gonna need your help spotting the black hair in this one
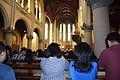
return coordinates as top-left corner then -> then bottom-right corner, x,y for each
73,42 -> 94,73
45,43 -> 62,58
36,49 -> 44,57
3,45 -> 12,64
0,41 -> 5,54
105,32 -> 120,43
43,49 -> 50,58
25,49 -> 33,63
20,47 -> 27,52
105,38 -> 109,48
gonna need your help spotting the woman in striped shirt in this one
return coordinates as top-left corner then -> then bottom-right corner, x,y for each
40,43 -> 69,80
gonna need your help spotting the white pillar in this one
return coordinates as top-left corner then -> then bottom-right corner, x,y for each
84,5 -> 92,46
56,26 -> 59,43
11,0 -> 16,30
54,20 -> 57,42
49,23 -> 53,44
84,30 -> 92,46
39,4 -> 41,21
4,29 -> 13,47
78,0 -> 83,29
78,9 -> 82,35
92,0 -> 113,57
35,0 -> 38,19
30,0 -> 35,15
21,0 -> 24,7
26,35 -> 33,49
28,0 -> 30,13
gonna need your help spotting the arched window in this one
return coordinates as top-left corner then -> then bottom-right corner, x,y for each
68,24 -> 71,41
63,24 -> 66,41
59,24 -> 62,40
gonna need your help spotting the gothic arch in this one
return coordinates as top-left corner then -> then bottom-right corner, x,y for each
31,26 -> 43,50
15,18 -> 30,35
45,15 -> 51,23
32,26 -> 43,41
0,4 -> 10,29
14,18 -> 30,50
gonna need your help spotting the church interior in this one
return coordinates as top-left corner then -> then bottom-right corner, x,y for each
0,0 -> 120,80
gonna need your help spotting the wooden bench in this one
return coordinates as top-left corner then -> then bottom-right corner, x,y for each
10,63 -> 40,80
10,62 -> 105,80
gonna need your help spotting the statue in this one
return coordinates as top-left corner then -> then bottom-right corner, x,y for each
72,34 -> 81,45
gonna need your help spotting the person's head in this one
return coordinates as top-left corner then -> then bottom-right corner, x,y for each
20,47 -> 27,53
25,49 -> 33,63
105,32 -> 120,47
5,45 -> 12,55
44,43 -> 62,58
36,49 -> 44,57
0,41 -> 6,63
73,42 -> 94,72
3,45 -> 12,64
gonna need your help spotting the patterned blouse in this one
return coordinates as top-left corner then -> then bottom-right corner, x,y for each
40,56 -> 69,80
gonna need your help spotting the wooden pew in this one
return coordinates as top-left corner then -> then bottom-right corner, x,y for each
10,62 -> 105,80
10,63 -> 40,80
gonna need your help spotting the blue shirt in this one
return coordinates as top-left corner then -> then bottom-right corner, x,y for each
0,63 -> 16,80
69,61 -> 97,80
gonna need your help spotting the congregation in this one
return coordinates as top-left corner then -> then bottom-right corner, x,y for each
0,32 -> 120,80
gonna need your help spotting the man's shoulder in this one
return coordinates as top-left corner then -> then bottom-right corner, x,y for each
0,64 -> 16,80
105,44 -> 120,52
0,63 -> 13,72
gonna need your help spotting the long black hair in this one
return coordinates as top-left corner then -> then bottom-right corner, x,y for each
44,43 -> 62,58
73,42 -> 94,72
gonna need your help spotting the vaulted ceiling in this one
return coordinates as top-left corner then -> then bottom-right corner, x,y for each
0,0 -> 120,30
43,0 -> 79,25
43,0 -> 120,29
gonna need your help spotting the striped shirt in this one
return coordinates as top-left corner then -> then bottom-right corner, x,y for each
40,56 -> 69,80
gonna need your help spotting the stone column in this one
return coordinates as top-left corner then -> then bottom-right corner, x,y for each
35,0 -> 38,19
26,35 -> 33,49
53,20 -> 57,42
38,39 -> 42,49
56,26 -> 59,43
30,0 -> 35,15
82,23 -> 93,46
49,23 -> 53,44
27,0 -> 30,13
4,27 -> 13,47
91,0 -> 113,57
21,0 -> 24,7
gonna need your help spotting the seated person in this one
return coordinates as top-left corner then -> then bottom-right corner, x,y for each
0,42 -> 16,80
69,42 -> 98,80
12,47 -> 27,60
3,45 -> 12,64
36,43 -> 69,80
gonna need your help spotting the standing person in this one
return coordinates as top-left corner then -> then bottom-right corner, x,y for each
69,42 -> 98,80
0,42 -> 16,80
98,32 -> 120,80
40,43 -> 69,80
